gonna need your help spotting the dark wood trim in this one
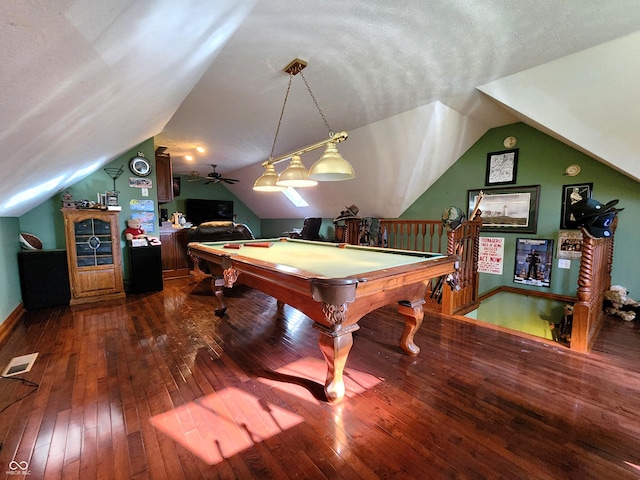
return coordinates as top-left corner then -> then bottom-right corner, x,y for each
479,285 -> 577,304
0,302 -> 24,347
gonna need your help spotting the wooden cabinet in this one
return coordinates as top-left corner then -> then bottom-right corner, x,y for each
62,208 -> 125,305
156,152 -> 173,204
160,228 -> 190,278
334,218 -> 362,245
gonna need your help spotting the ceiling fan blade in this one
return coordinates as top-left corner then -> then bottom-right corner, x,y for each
222,178 -> 239,184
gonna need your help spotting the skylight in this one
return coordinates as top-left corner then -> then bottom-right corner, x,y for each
281,187 -> 309,207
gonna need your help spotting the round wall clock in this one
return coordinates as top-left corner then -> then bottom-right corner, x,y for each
129,155 -> 152,177
503,136 -> 517,148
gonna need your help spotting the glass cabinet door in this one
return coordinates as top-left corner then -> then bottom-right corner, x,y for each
74,218 -> 114,267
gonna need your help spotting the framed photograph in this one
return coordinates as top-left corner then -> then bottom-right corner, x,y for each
173,176 -> 181,197
485,149 -> 519,185
513,238 -> 554,288
560,182 -> 592,229
468,185 -> 540,234
105,190 -> 119,206
557,230 -> 583,260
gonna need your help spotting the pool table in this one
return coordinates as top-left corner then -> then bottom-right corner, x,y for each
188,238 -> 458,402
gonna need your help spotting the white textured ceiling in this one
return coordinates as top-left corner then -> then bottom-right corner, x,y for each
2,1 -> 640,218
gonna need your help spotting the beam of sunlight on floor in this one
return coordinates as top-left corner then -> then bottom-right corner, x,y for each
624,460 -> 640,472
149,387 -> 304,465
257,357 -> 382,402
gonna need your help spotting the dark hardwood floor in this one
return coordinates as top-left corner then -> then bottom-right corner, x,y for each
1,272 -> 640,479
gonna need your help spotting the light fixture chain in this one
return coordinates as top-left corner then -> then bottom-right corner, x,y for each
269,73 -> 294,160
300,71 -> 332,136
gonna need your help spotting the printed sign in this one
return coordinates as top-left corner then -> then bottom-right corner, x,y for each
478,237 -> 504,275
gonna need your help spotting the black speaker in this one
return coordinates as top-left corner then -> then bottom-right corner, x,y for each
18,249 -> 71,309
128,245 -> 163,293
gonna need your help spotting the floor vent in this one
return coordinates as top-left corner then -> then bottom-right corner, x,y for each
2,353 -> 38,377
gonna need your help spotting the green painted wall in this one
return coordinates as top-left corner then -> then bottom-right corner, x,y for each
402,123 -> 640,297
0,217 -> 22,322
19,139 -> 158,281
16,139 -> 260,286
2,123 -> 638,327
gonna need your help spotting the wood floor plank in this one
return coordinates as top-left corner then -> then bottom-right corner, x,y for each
1,271 -> 640,479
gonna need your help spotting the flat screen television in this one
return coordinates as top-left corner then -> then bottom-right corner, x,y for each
185,199 -> 234,225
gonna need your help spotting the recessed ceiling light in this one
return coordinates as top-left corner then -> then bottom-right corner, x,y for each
196,146 -> 205,154
185,155 -> 193,161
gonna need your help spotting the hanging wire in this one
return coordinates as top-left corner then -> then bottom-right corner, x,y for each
0,375 -> 39,413
268,73 -> 294,161
300,71 -> 333,136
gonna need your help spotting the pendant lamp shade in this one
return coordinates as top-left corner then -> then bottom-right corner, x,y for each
308,142 -> 355,181
252,59 -> 355,191
253,164 -> 287,191
276,155 -> 317,187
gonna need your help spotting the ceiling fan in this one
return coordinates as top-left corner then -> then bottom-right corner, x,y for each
189,165 -> 239,185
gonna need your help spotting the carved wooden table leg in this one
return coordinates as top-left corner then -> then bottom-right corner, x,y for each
397,300 -> 424,356
310,281 -> 359,402
317,330 -> 354,402
212,277 -> 226,316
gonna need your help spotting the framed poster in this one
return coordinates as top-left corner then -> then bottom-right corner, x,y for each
485,149 -> 519,185
557,230 -> 583,260
468,185 -> 540,234
513,238 -> 554,288
560,183 -> 592,229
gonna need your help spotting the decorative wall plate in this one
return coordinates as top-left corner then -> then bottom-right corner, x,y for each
129,155 -> 151,177
565,164 -> 581,176
503,136 -> 517,148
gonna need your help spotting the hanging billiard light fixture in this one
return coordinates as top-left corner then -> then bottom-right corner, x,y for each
253,58 -> 355,191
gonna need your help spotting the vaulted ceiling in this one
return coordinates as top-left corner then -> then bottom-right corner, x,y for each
2,1 -> 640,218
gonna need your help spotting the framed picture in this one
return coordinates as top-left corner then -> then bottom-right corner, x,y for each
560,182 -> 592,229
105,190 -> 119,206
485,149 -> 519,185
173,176 -> 181,197
468,185 -> 540,234
557,230 -> 583,260
513,238 -> 554,288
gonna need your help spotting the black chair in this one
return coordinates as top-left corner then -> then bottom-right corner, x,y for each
290,217 -> 322,241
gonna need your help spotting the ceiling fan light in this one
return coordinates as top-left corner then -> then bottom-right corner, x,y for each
308,142 -> 355,181
253,164 -> 287,191
276,155 -> 318,187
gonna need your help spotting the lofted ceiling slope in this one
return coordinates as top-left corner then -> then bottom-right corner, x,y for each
2,1 -> 640,218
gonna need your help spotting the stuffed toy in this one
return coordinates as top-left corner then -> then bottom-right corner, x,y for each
603,285 -> 640,321
124,218 -> 146,241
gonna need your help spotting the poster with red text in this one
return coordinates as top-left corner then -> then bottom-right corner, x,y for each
478,237 -> 504,275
